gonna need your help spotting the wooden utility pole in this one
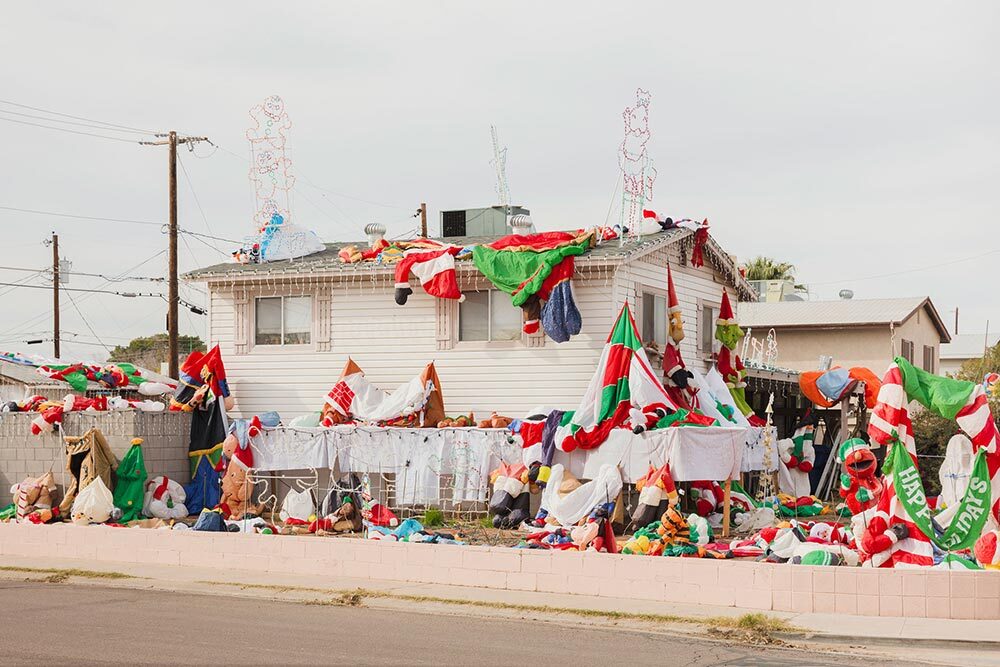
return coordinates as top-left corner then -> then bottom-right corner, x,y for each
141,131 -> 209,379
51,232 -> 60,358
168,131 -> 179,380
420,202 -> 428,238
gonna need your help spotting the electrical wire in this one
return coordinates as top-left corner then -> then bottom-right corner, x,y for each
177,152 -> 221,254
65,290 -> 113,354
0,269 -> 46,299
0,250 -> 166,338
0,109 -> 152,136
0,205 -> 163,226
0,281 -> 163,297
0,98 -> 156,134
0,115 -> 144,143
0,265 -> 165,283
807,248 -> 1000,287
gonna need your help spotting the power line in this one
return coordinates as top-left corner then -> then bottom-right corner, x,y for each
0,281 -> 164,297
808,248 -> 1000,287
177,152 -> 221,254
0,98 -> 156,133
0,250 -> 166,338
0,265 -> 164,283
0,109 -> 151,136
0,205 -> 163,226
0,115 -> 143,144
65,290 -> 113,354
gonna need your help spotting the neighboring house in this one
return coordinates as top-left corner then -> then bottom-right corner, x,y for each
939,332 -> 1000,377
0,362 -> 66,404
185,229 -> 755,419
739,297 -> 951,375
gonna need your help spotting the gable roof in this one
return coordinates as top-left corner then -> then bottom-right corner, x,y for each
184,228 -> 756,299
739,297 -> 951,343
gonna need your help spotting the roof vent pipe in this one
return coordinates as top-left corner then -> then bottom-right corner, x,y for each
509,214 -> 534,234
839,289 -> 854,300
364,222 -> 386,246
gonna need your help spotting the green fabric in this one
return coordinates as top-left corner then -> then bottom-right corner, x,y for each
777,501 -> 823,517
653,409 -> 712,429
937,554 -> 982,570
888,440 -> 991,551
0,503 -> 15,521
729,480 -> 760,509
715,401 -> 735,423
896,357 -> 976,421
714,323 -> 743,351
791,427 -> 813,459
472,240 -> 588,307
113,443 -> 147,522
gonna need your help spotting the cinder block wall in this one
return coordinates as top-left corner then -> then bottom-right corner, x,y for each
0,411 -> 192,505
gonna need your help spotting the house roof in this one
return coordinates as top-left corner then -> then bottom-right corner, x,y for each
940,333 -> 1000,360
184,228 -> 756,299
0,361 -> 64,387
739,297 -> 952,343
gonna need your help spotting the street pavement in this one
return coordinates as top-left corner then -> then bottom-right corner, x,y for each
0,580 -> 881,666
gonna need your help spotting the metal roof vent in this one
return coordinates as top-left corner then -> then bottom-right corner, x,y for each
364,222 -> 386,245
839,289 -> 854,300
509,214 -> 534,234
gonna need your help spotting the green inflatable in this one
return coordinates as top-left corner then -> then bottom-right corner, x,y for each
113,439 -> 148,522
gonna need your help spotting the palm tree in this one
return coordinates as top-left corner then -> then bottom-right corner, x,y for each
743,256 -> 805,292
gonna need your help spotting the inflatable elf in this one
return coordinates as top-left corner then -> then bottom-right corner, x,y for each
662,264 -> 696,408
715,292 -> 762,426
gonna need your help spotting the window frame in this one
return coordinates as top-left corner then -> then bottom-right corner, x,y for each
253,295 -> 314,348
922,344 -> 935,373
456,289 -> 525,348
640,288 -> 669,352
698,298 -> 720,359
900,338 -> 914,364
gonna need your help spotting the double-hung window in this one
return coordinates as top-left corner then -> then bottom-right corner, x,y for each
458,290 -> 521,342
255,296 -> 312,346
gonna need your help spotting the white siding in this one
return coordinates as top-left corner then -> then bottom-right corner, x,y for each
614,244 -> 735,377
206,249 -> 738,420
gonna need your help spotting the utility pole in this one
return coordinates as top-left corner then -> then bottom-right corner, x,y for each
51,232 -> 60,358
420,202 -> 428,238
141,131 -> 209,379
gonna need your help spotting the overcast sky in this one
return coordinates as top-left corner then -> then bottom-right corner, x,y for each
1,2 -> 997,363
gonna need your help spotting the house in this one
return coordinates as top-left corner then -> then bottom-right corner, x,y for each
939,332 -> 1000,377
0,362 -> 66,405
739,297 -> 951,375
184,228 -> 756,419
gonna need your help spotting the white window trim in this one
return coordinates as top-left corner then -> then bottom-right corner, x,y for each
454,289 -> 528,350
639,287 -> 668,354
697,297 -> 721,361
252,295 -> 315,351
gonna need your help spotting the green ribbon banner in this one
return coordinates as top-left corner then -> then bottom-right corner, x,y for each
889,442 -> 991,551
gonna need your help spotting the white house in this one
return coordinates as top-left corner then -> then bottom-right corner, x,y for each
185,228 -> 755,420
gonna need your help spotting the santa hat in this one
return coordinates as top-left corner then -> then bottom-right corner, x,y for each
393,245 -> 465,305
30,405 -> 64,436
836,438 -> 870,463
666,264 -> 681,315
230,443 -> 254,470
152,477 -> 171,501
974,530 -> 1000,569
717,291 -> 737,326
248,415 -> 263,439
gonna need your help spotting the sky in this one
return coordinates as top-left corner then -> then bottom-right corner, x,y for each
1,2 -> 997,362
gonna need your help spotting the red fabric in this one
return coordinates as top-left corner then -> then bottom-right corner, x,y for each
562,402 -> 631,452
485,231 -> 579,251
519,420 -> 545,448
691,225 -> 709,268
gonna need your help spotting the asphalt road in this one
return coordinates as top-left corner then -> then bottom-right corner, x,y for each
0,580 -> 877,666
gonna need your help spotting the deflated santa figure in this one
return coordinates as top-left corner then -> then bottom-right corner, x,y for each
662,264 -> 696,409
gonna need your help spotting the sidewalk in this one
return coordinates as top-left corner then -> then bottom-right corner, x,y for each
3,553 -> 997,647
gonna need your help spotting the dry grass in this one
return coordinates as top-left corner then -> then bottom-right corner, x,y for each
0,566 -> 134,581
198,580 -> 794,643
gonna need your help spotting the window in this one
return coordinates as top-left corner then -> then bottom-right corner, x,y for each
641,292 -> 667,348
900,338 -> 914,363
459,291 -> 521,342
700,302 -> 719,355
923,345 -> 935,373
255,296 -> 312,345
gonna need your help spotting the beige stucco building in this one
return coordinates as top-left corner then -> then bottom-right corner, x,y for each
739,297 -> 951,375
